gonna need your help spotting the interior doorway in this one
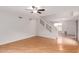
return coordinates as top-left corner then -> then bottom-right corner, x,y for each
76,20 -> 78,42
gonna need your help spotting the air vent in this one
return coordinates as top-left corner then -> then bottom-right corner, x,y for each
18,16 -> 23,19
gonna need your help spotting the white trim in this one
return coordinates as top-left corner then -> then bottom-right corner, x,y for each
38,35 -> 57,40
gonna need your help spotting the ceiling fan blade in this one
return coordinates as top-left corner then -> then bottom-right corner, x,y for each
25,9 -> 33,12
38,9 -> 45,11
37,11 -> 41,14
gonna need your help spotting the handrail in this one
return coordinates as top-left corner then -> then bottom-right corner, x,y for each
40,17 -> 54,27
40,16 -> 57,31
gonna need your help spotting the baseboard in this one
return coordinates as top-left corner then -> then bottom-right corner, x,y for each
0,35 -> 35,45
37,35 -> 57,40
0,35 -> 56,45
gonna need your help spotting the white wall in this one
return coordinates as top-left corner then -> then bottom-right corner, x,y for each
0,11 -> 36,45
37,16 -> 58,39
37,15 -> 76,39
62,20 -> 76,35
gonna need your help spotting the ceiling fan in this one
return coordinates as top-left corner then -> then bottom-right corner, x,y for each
25,6 -> 45,14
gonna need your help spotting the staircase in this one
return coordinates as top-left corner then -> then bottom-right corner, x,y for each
39,16 -> 78,46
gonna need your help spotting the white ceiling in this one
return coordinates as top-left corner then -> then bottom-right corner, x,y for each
0,6 -> 79,20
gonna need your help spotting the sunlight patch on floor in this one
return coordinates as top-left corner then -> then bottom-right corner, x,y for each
57,36 -> 78,46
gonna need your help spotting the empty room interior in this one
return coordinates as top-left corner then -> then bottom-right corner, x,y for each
0,6 -> 79,53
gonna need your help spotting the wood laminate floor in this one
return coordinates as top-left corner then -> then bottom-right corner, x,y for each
0,36 -> 79,53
